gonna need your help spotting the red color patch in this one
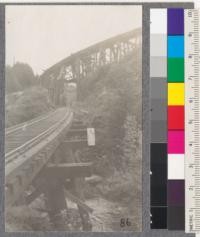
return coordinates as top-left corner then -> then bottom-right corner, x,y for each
168,106 -> 184,130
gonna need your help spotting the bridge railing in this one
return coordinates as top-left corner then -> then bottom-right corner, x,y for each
39,28 -> 142,105
40,28 -> 141,81
5,109 -> 73,207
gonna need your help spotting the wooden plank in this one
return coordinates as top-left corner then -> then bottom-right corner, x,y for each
62,139 -> 88,148
64,190 -> 93,213
26,188 -> 42,205
70,124 -> 85,130
67,128 -> 87,135
45,162 -> 93,179
66,129 -> 87,140
47,162 -> 93,168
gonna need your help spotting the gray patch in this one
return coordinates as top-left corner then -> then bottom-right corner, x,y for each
150,56 -> 167,77
151,99 -> 167,120
150,34 -> 167,57
151,120 -> 167,143
150,77 -> 167,99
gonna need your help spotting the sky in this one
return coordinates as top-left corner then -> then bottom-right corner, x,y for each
6,5 -> 142,75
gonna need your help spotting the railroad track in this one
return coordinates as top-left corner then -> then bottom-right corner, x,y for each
5,107 -> 73,206
5,109 -> 59,154
5,109 -> 55,135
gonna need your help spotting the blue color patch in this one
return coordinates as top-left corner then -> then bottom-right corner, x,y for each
168,8 -> 184,35
168,36 -> 184,58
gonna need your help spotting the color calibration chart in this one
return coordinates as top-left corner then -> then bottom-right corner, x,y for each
150,7 -> 200,231
150,8 -> 185,230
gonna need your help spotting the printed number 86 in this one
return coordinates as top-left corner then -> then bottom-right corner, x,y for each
120,218 -> 131,227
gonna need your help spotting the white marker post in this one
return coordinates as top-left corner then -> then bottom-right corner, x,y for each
87,128 -> 95,146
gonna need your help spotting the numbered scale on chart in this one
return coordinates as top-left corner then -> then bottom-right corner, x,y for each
185,9 -> 200,233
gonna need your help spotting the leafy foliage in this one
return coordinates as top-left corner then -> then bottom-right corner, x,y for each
6,62 -> 36,94
76,51 -> 142,228
77,50 -> 141,175
6,86 -> 52,127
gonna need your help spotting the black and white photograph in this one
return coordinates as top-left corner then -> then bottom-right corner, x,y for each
5,5 -> 142,232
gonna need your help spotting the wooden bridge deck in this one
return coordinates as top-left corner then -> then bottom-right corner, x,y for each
5,107 -> 74,207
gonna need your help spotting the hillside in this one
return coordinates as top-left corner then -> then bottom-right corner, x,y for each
74,49 -> 142,230
6,49 -> 142,231
5,86 -> 52,128
5,62 -> 52,128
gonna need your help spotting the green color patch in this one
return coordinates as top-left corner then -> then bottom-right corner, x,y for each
167,58 -> 184,83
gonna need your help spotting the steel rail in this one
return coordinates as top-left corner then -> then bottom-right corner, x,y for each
5,109 -> 70,164
5,109 -> 74,206
6,109 -> 56,135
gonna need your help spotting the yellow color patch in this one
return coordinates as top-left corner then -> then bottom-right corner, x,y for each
168,83 -> 184,105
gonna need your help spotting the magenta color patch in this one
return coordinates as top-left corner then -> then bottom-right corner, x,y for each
168,130 -> 184,154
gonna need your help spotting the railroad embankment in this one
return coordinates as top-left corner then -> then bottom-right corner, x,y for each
74,52 -> 142,230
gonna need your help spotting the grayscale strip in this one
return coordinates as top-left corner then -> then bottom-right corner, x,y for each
150,9 -> 168,229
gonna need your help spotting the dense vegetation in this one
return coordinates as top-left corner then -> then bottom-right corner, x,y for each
75,49 -> 142,228
6,63 -> 38,93
5,86 -> 52,128
5,62 -> 52,128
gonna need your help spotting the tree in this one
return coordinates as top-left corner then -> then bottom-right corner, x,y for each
6,65 -> 22,93
6,62 -> 36,93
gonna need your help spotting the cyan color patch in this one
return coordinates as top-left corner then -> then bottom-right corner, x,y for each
167,36 -> 184,58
